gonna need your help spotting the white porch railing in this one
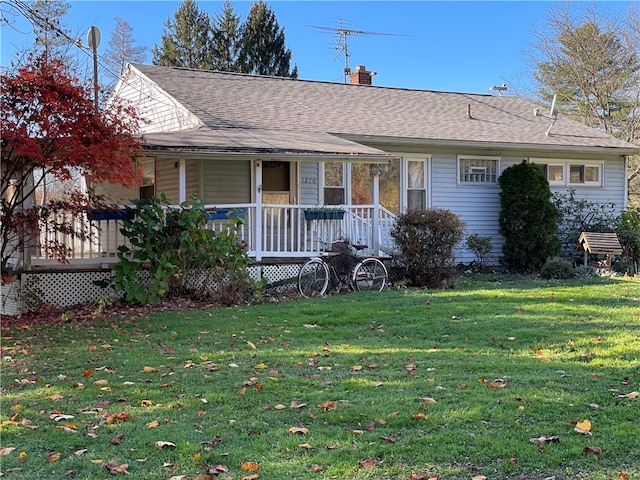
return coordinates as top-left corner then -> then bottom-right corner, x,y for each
29,204 -> 397,268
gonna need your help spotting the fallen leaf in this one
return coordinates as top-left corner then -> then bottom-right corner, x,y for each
46,452 -> 61,462
310,464 -> 324,472
0,447 -> 16,456
583,446 -> 602,459
146,420 -> 159,429
572,419 -> 592,435
318,401 -> 337,411
110,434 -> 124,445
105,460 -> 129,475
143,366 -> 158,373
247,341 -> 257,350
618,391 -> 638,399
241,461 -> 260,472
155,441 -> 176,449
106,413 -> 132,424
289,427 -> 309,434
94,379 -> 109,386
412,413 -> 428,420
487,379 -> 507,388
359,458 -> 376,468
529,436 -> 561,445
619,473 -> 630,480
298,443 -> 314,450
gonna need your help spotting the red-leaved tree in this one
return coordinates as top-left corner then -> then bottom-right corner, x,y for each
1,53 -> 142,278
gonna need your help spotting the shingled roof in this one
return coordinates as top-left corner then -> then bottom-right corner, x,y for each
130,64 -> 638,156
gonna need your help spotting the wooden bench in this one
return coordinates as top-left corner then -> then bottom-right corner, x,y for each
576,232 -> 622,269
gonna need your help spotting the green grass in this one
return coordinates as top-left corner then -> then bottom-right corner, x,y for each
1,274 -> 639,480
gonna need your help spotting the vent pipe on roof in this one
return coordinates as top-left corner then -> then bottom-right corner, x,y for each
466,104 -> 473,119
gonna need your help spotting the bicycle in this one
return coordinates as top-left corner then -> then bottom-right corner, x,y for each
297,239 -> 389,297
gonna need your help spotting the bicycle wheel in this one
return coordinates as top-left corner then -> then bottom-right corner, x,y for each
298,258 -> 330,297
352,258 -> 388,292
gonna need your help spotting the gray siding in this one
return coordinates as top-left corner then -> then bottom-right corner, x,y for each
430,154 -> 502,264
300,162 -> 320,205
202,160 -> 251,203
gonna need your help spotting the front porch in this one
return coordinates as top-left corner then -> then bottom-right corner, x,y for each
28,203 -> 397,270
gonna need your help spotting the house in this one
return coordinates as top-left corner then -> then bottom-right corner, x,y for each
101,63 -> 637,260
5,63 -> 636,314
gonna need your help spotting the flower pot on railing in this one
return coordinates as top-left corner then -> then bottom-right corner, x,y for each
87,209 -> 134,221
206,208 -> 246,220
303,208 -> 345,221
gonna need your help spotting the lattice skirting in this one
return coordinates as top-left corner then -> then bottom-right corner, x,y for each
1,264 -> 303,316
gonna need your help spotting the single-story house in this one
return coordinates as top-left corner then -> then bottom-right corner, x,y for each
4,63 -> 636,314
99,63 -> 637,262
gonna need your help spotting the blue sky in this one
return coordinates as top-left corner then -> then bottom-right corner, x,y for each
0,1 -> 635,95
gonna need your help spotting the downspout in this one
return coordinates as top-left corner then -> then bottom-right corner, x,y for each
623,155 -> 628,209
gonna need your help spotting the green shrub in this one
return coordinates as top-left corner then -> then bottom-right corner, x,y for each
574,265 -> 597,278
540,259 -> 575,279
466,233 -> 493,269
499,160 -> 560,271
390,208 -> 464,288
616,207 -> 640,274
112,194 -> 253,305
553,189 -> 618,256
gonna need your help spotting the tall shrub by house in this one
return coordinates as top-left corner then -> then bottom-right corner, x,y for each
391,208 -> 464,288
498,160 -> 560,271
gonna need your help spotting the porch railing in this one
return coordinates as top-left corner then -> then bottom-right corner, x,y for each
29,204 -> 397,268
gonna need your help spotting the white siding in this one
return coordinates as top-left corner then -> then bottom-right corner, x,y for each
202,160 -> 251,203
113,66 -> 202,133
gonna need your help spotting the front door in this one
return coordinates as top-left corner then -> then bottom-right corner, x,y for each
263,161 -> 292,205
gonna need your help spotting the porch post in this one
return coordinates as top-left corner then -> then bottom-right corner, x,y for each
371,165 -> 382,254
178,158 -> 186,203
255,160 -> 263,261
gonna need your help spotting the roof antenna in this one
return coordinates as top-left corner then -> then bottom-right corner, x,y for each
309,20 -> 408,83
489,84 -> 507,95
533,93 -> 558,136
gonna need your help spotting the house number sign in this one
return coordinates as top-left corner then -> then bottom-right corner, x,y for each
302,177 -> 318,184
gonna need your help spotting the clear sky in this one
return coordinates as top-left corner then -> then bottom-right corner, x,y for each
0,1 -> 635,95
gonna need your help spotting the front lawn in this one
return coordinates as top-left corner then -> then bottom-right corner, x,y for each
1,274 -> 638,479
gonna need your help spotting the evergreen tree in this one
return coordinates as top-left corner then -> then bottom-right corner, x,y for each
211,0 -> 241,72
104,17 -> 148,82
530,3 -> 640,205
498,161 -> 560,272
152,0 -> 213,69
237,0 -> 297,78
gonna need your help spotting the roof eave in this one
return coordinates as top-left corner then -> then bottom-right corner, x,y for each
343,135 -> 640,156
144,146 -> 391,164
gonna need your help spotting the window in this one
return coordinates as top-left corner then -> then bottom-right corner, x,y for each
534,163 -> 564,185
533,159 -> 603,187
569,164 -> 601,186
138,158 -> 155,200
324,162 -> 345,205
458,157 -> 498,183
407,160 -> 426,210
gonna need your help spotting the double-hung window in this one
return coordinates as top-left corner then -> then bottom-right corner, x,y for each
323,162 -> 345,205
407,159 -> 426,210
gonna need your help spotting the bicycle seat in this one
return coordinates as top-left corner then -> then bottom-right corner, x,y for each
352,244 -> 368,251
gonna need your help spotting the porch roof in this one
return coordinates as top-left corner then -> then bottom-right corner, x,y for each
142,126 -> 390,162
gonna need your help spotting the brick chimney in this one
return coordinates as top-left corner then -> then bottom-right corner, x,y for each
350,65 -> 374,85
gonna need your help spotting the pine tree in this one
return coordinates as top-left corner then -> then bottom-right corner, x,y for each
104,17 -> 148,82
152,0 -> 213,69
237,0 -> 297,78
211,0 -> 241,72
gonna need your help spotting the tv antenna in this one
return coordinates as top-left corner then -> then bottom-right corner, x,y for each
309,20 -> 408,82
533,93 -> 558,136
